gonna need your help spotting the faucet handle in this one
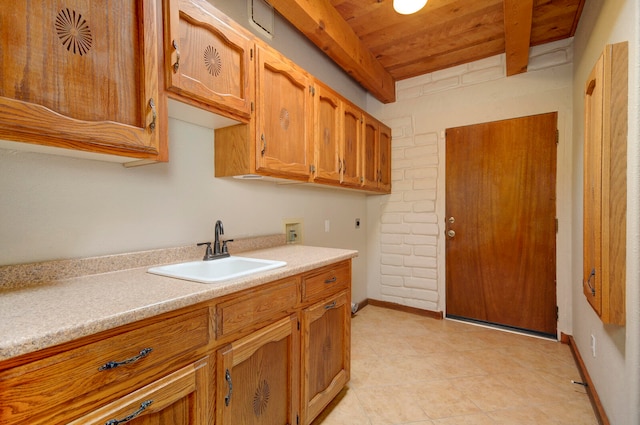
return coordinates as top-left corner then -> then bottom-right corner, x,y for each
221,239 -> 234,254
197,242 -> 215,260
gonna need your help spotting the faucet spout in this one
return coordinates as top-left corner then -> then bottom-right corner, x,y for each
214,220 -> 224,255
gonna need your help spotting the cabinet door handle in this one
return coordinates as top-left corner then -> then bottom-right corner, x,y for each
98,347 -> 153,371
324,301 -> 337,310
324,276 -> 337,284
585,268 -> 596,296
105,400 -> 153,425
172,39 -> 180,72
148,98 -> 157,131
224,368 -> 233,406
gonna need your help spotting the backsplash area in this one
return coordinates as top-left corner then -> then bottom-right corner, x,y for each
0,234 -> 285,290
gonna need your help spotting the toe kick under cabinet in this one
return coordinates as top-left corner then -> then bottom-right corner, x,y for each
0,259 -> 352,425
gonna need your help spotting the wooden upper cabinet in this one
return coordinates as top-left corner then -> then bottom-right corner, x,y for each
583,42 -> 627,326
312,82 -> 363,188
255,45 -> 313,181
313,82 -> 342,184
362,113 -> 392,193
163,0 -> 253,121
378,123 -> 392,193
341,101 -> 364,188
0,1 -> 164,161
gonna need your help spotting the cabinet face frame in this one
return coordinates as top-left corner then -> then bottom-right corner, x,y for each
163,0 -> 253,121
582,42 -> 627,325
0,0 -> 163,160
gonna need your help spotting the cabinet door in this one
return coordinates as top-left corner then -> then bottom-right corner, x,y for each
378,122 -> 392,193
68,358 -> 209,425
164,0 -> 253,120
313,83 -> 341,184
362,114 -> 380,191
341,102 -> 363,187
217,315 -> 300,425
301,291 -> 350,425
583,42 -> 627,325
255,46 -> 313,180
0,1 -> 163,160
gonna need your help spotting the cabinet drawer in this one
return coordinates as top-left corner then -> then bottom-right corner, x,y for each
215,277 -> 299,338
0,308 -> 209,425
301,260 -> 350,303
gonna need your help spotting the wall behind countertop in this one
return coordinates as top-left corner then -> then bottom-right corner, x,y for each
0,118 -> 370,304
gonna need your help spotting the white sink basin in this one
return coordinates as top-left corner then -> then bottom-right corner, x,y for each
147,256 -> 287,284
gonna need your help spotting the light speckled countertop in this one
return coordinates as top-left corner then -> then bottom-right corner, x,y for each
0,243 -> 358,362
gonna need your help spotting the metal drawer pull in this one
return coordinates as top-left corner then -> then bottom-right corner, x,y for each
224,368 -> 233,406
325,301 -> 337,310
98,348 -> 153,371
586,268 -> 596,296
105,400 -> 153,425
324,276 -> 337,284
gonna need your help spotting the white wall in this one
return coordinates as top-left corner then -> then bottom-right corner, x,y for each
571,0 -> 640,423
366,40 -> 575,334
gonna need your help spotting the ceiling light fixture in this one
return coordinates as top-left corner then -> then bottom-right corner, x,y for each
393,0 -> 427,15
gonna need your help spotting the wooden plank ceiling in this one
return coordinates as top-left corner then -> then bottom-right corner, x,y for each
267,0 -> 585,103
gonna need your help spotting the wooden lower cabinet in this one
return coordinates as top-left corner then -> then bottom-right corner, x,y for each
216,315 -> 300,425
301,291 -> 351,425
68,358 -> 209,425
0,259 -> 352,425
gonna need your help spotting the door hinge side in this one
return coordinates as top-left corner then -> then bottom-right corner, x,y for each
556,129 -> 559,144
556,306 -> 559,321
556,218 -> 559,233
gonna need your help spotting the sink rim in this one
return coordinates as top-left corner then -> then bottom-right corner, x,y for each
147,256 -> 287,284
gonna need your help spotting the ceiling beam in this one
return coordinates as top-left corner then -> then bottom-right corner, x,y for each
266,0 -> 396,104
503,0 -> 534,76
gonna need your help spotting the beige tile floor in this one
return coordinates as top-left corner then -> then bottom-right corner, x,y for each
312,305 -> 598,425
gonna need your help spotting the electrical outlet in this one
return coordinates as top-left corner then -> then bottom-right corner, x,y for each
324,220 -> 330,232
591,334 -> 596,357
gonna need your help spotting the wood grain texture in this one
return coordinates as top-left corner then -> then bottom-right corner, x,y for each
504,0 -> 534,76
583,42 -> 627,325
446,113 -> 558,336
0,0 -> 164,160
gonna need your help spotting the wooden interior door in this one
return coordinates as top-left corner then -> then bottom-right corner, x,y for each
445,113 -> 557,336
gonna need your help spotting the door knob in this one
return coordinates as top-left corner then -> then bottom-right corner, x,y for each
446,229 -> 456,238
447,216 -> 455,224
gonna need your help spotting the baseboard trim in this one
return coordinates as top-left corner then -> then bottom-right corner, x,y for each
567,335 -> 609,425
359,298 -> 443,320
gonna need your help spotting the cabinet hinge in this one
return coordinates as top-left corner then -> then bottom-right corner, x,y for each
251,101 -> 254,113
310,164 -> 316,174
297,320 -> 300,331
250,48 -> 253,60
309,85 -> 315,96
297,413 -> 300,425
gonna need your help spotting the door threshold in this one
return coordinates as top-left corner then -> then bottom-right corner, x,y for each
445,315 -> 557,341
